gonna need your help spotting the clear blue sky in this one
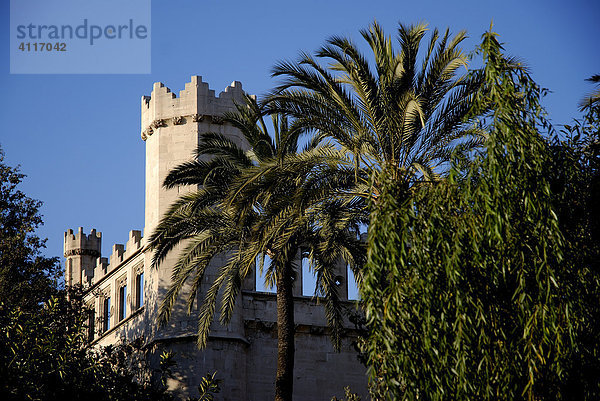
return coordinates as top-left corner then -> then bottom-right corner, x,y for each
1,0 -> 598,273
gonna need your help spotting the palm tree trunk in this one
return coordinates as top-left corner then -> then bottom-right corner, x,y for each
275,261 -> 295,401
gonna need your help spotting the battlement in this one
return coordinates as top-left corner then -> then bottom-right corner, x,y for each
64,227 -> 144,286
94,257 -> 109,279
141,75 -> 244,140
92,230 -> 144,284
64,227 -> 102,257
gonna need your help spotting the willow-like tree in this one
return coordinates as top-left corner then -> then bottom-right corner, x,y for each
362,29 -> 574,400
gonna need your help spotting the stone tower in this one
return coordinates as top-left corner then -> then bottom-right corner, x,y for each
141,76 -> 246,238
64,76 -> 367,400
139,75 -> 250,330
64,227 -> 102,287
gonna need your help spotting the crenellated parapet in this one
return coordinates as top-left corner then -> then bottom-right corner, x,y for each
109,243 -> 125,267
64,228 -> 144,287
140,76 -> 244,141
94,257 -> 109,279
141,76 -> 248,239
92,230 -> 144,284
64,227 -> 102,287
125,230 -> 142,259
64,227 -> 102,257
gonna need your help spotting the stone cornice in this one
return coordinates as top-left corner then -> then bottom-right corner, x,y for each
64,248 -> 101,258
141,113 -> 225,141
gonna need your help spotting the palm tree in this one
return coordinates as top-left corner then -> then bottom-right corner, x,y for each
229,149 -> 365,401
149,95 -> 365,401
269,21 -> 485,200
579,74 -> 600,112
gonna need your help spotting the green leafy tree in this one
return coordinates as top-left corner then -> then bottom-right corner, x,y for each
0,292 -> 173,401
362,29 -> 573,400
546,81 -> 600,398
149,95 -> 365,401
0,146 -> 61,309
0,147 -> 173,401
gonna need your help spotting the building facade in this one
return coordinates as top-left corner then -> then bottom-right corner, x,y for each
64,76 -> 367,400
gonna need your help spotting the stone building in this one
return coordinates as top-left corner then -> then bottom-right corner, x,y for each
64,76 -> 367,400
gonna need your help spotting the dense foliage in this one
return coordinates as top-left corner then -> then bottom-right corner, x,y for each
546,94 -> 600,398
0,293 -> 173,401
361,30 -> 599,400
0,147 -> 172,401
151,20 -> 486,401
0,148 -> 61,308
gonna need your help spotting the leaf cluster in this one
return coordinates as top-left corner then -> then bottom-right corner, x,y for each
0,146 -> 61,309
361,29 -> 578,400
0,290 -> 173,401
269,21 -> 486,197
0,148 -> 173,401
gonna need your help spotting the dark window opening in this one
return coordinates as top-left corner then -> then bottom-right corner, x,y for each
87,307 -> 95,342
103,297 -> 111,332
119,285 -> 127,321
136,272 -> 144,308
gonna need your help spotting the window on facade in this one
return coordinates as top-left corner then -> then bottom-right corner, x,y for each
103,297 -> 111,332
119,284 -> 127,321
301,251 -> 316,296
135,272 -> 144,308
255,254 -> 275,293
87,305 -> 95,342
347,265 -> 360,300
